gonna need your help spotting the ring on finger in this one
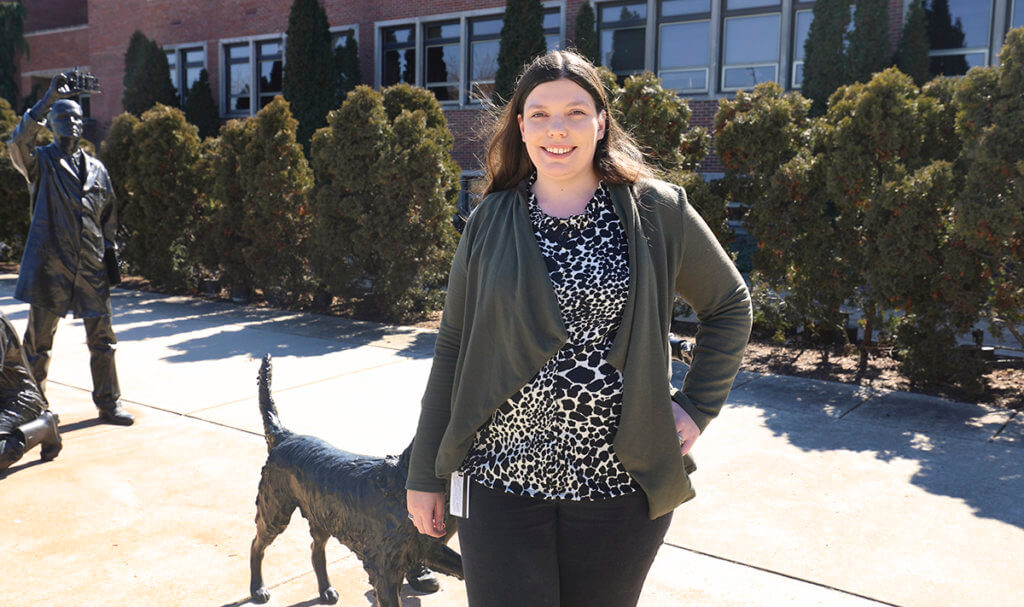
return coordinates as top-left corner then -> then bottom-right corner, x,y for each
408,513 -> 415,521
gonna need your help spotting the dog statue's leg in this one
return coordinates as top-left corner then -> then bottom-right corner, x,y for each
249,471 -> 296,604
368,570 -> 404,607
424,543 -> 464,580
309,525 -> 339,604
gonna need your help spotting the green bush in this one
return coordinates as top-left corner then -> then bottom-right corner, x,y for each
283,0 -> 334,150
845,0 -> 892,84
120,104 -> 202,287
309,84 -> 459,321
99,112 -> 141,243
0,96 -> 28,259
802,0 -> 852,115
122,32 -> 177,115
183,69 -> 219,140
954,28 -> 1024,348
573,2 -> 598,64
493,0 -> 546,104
199,118 -> 250,289
895,0 -> 930,86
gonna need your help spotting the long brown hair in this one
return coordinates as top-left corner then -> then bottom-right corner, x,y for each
482,50 -> 651,197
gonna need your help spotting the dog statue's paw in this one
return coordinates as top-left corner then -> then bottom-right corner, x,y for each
251,586 -> 270,604
320,586 -> 339,604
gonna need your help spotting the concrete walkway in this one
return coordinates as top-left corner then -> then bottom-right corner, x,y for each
1,274 -> 1021,607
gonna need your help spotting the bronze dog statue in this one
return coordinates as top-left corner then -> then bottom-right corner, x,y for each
249,354 -> 462,605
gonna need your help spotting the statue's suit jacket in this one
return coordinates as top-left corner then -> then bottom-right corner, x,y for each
7,112 -> 117,318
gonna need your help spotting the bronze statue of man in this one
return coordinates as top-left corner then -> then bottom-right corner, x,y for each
6,72 -> 133,426
0,311 -> 61,471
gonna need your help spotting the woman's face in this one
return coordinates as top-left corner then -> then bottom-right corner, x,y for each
517,78 -> 606,189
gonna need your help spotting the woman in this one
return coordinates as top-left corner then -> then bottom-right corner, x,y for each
407,50 -> 751,607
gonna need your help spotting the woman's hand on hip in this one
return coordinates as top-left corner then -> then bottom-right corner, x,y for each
407,489 -> 447,537
672,401 -> 701,456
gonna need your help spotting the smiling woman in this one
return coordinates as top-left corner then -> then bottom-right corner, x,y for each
406,50 -> 752,607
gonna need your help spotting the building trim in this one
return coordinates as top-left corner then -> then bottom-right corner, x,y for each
24,24 -> 89,37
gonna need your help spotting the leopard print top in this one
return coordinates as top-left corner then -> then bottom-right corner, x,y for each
460,181 -> 639,501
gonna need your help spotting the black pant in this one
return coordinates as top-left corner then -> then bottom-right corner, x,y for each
457,481 -> 672,607
23,305 -> 121,408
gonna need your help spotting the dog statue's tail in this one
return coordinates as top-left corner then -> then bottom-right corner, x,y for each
258,354 -> 290,451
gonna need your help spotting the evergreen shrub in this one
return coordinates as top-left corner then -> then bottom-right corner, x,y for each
309,84 -> 459,321
283,0 -> 334,150
494,0 -> 547,104
0,96 -> 28,259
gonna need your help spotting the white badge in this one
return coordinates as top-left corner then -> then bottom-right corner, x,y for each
450,471 -> 470,519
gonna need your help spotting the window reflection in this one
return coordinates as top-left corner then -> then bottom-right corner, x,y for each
383,25 -> 416,86
599,2 -> 647,79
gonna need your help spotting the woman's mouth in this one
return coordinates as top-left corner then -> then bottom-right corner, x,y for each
542,145 -> 575,157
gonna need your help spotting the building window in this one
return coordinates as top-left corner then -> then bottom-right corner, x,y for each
165,46 -> 206,105
926,0 -> 992,76
424,21 -> 461,103
382,25 -> 416,87
223,37 -> 283,116
657,0 -> 711,93
225,43 -> 252,113
599,1 -> 648,79
332,27 -> 356,51
721,0 -> 781,91
791,4 -> 813,88
469,16 -> 502,102
544,8 -> 562,50
1013,0 -> 1024,29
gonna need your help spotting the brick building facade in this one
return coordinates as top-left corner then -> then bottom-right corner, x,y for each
14,0 -> 1024,176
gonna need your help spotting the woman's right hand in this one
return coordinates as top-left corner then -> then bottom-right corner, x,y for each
407,490 -> 447,538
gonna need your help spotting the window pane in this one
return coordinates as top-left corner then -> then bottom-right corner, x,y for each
232,95 -> 250,112
724,14 -> 780,64
547,33 -> 561,50
1015,0 -> 1023,29
793,61 -> 804,86
227,44 -> 249,61
660,21 -> 708,69
426,22 -> 459,40
661,0 -> 710,16
384,26 -> 414,45
332,31 -> 353,50
384,48 -> 415,85
472,17 -> 503,37
926,0 -> 992,50
601,28 -> 645,73
543,10 -> 560,30
258,41 -> 282,58
660,69 -> 707,91
471,39 -> 500,81
470,82 -> 494,102
727,0 -> 780,9
600,2 -> 647,23
425,44 -> 459,84
165,50 -> 177,69
928,51 -> 985,76
185,66 -> 203,91
260,59 -> 282,93
228,62 -> 250,97
428,85 -> 459,101
794,10 -> 812,61
184,49 -> 204,65
723,65 -> 776,88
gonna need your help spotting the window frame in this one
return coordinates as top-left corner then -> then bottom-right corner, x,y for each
790,2 -> 814,89
719,2 -> 782,93
656,1 -> 713,94
375,3 -> 565,107
163,43 -> 207,106
597,0 -> 650,79
926,0 -> 994,76
423,20 -> 462,105
467,15 -> 503,103
220,34 -> 285,118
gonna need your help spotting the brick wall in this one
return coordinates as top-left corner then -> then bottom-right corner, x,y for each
14,0 -> 911,176
24,0 -> 88,33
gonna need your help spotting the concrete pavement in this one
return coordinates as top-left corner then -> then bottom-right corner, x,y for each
1,273 -> 1021,607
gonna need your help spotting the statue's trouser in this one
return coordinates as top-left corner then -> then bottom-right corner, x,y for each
0,410 -> 61,471
24,305 -> 121,408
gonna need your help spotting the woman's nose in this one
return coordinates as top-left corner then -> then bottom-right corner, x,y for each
546,117 -> 567,137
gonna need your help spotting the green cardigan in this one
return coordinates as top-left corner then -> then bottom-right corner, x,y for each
407,177 -> 752,519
